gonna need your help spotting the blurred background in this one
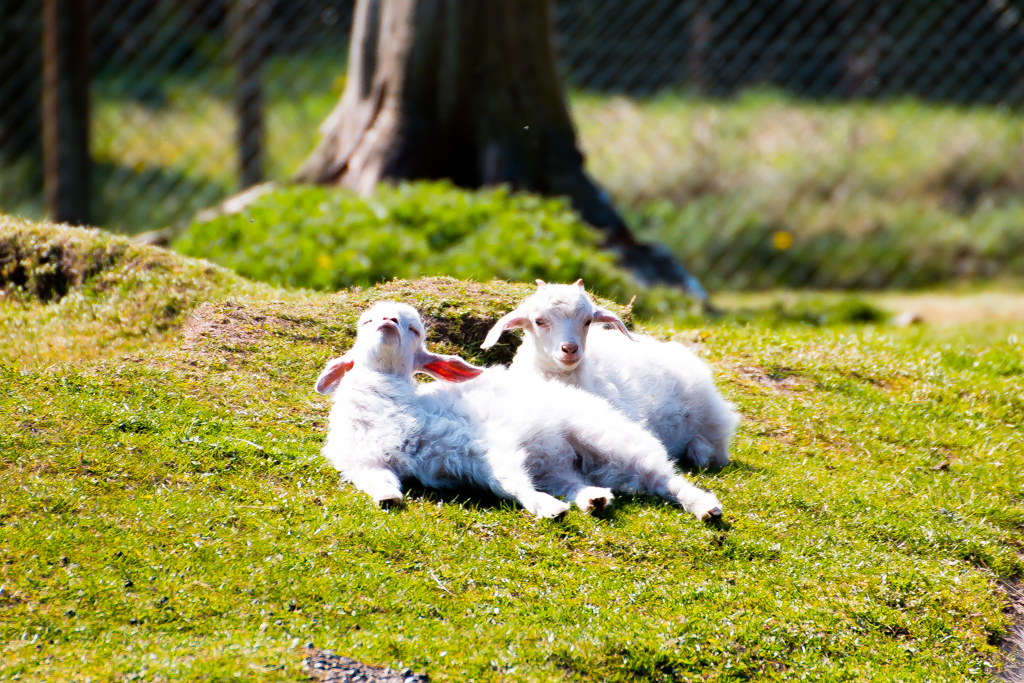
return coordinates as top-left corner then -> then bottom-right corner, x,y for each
3,0 -> 1024,293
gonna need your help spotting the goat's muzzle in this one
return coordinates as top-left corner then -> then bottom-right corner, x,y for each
376,320 -> 400,341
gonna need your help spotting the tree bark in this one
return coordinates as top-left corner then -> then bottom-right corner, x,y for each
296,0 -> 705,297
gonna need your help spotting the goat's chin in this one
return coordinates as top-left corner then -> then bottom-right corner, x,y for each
376,328 -> 400,344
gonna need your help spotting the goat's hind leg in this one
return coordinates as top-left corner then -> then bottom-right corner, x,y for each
486,450 -> 571,519
567,411 -> 723,521
572,486 -> 614,514
532,469 -> 613,514
662,476 -> 722,521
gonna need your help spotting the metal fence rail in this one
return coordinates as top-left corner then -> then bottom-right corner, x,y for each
556,0 -> 1024,102
2,0 -> 1024,290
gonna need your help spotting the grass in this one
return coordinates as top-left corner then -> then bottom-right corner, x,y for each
7,66 -> 1024,288
2,217 -> 1022,681
573,90 -> 1024,289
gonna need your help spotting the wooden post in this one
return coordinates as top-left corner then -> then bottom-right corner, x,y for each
230,0 -> 269,190
42,0 -> 90,225
687,1 -> 712,95
0,0 -> 41,164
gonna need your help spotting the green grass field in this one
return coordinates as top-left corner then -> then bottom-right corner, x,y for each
85,84 -> 1024,289
2,216 -> 1021,681
6,63 -> 1024,289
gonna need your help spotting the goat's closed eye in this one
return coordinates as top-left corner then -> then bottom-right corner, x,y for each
535,319 -> 548,327
409,326 -> 421,337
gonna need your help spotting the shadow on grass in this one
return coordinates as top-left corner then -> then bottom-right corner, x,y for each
398,484 -> 732,524
704,295 -> 890,328
711,458 -> 766,476
0,160 -> 230,233
401,483 -> 510,514
92,161 -> 229,235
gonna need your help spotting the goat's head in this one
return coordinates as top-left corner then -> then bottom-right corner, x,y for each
481,280 -> 634,373
315,301 -> 483,394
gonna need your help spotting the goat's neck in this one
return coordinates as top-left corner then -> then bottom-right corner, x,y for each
341,367 -> 418,403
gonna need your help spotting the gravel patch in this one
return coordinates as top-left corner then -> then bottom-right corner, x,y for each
303,646 -> 429,683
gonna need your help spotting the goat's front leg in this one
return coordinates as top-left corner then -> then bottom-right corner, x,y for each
663,475 -> 722,520
486,452 -> 570,519
346,466 -> 404,507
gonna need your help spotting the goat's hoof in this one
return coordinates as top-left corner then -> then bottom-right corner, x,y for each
375,494 -> 404,509
575,487 -> 614,514
701,506 -> 723,521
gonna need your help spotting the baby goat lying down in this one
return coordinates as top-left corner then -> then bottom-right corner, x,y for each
482,280 -> 738,470
315,301 -> 723,520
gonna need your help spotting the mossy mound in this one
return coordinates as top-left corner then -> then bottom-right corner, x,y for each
0,217 -> 630,367
180,276 -> 632,370
0,215 -> 241,303
0,216 -> 275,364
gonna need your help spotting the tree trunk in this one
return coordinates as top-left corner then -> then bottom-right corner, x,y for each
296,0 -> 705,298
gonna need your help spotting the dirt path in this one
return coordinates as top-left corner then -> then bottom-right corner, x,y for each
873,292 -> 1024,325
1002,578 -> 1024,683
715,291 -> 1024,325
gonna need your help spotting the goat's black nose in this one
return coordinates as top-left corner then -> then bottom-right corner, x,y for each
384,316 -> 399,323
561,342 -> 579,354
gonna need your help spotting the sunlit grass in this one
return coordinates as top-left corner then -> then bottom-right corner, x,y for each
1,217 -> 1022,681
86,53 -> 347,232
573,90 -> 1024,288
574,90 -> 1024,210
90,84 -> 1024,217
79,80 -> 1024,288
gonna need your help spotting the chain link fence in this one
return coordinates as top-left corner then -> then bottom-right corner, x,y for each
3,0 -> 1024,291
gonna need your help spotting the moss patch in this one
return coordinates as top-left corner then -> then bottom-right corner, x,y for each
0,216 -> 279,364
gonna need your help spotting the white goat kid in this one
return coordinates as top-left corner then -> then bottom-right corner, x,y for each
316,301 -> 723,520
481,280 -> 738,469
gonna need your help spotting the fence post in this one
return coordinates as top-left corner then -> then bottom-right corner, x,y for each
230,0 -> 269,190
42,0 -> 90,225
687,1 -> 711,95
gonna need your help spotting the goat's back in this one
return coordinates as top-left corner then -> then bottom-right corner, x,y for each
579,328 -> 735,463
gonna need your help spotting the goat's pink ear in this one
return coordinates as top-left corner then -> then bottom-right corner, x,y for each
593,308 -> 636,341
574,279 -> 584,288
535,279 -> 547,287
480,309 -> 529,349
414,349 -> 484,383
315,354 -> 355,394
